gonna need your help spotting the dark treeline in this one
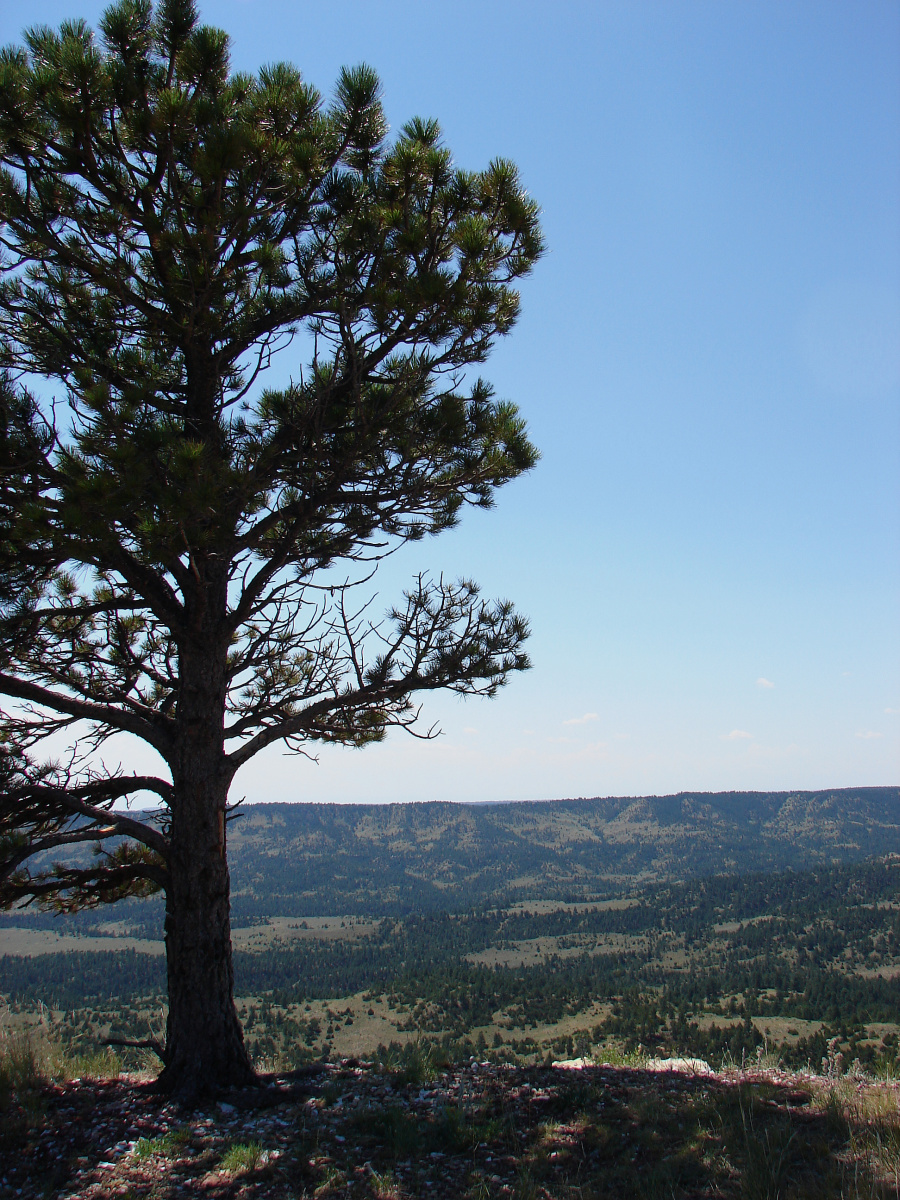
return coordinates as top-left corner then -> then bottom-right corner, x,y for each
2,857 -> 898,1063
3,940 -> 898,1032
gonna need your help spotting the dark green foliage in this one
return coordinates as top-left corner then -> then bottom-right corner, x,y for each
0,947 -> 165,1005
0,0 -> 542,1092
2,787 -> 897,934
211,789 -> 900,916
4,855 -> 899,1077
0,0 -> 540,907
26,787 -> 883,920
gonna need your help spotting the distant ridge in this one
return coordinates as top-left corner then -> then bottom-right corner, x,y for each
4,788 -> 897,926
220,786 -> 899,917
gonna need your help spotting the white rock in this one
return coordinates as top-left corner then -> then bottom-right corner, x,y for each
645,1057 -> 713,1075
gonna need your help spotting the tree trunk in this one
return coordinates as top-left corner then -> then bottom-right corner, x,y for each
156,640 -> 256,1100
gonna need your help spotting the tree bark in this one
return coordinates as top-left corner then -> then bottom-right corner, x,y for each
156,637 -> 256,1100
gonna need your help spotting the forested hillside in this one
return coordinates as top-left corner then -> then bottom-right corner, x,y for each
3,854 -> 899,1075
2,791 -> 899,1079
2,789 -> 897,937
220,788 -> 899,917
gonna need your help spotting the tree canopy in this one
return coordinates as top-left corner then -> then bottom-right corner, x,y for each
0,0 -> 542,1097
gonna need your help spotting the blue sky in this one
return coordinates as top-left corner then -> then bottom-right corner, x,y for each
4,1 -> 898,801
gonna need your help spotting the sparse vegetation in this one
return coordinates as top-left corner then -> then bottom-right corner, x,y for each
370,1169 -> 401,1200
220,1139 -> 265,1173
1,802 -> 900,1193
0,1024 -> 42,1118
3,854 -> 900,1076
0,1011 -> 898,1196
133,1125 -> 191,1160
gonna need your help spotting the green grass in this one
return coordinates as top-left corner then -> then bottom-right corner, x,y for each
47,1044 -> 122,1080
0,1022 -> 125,1128
5,1033 -> 900,1198
435,1102 -> 514,1154
368,1168 -> 401,1199
737,1100 -> 797,1200
133,1126 -> 192,1159
373,1037 -> 441,1085
0,1026 -> 43,1116
220,1139 -> 265,1173
351,1103 -> 422,1159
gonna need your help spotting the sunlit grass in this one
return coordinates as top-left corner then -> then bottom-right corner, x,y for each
133,1126 -> 192,1159
1,1022 -> 127,1098
220,1139 -> 265,1173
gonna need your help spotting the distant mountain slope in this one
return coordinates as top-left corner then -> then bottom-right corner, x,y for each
2,789 -> 896,933
224,787 -> 899,917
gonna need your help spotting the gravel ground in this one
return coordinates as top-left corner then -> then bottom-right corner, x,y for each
2,1058 -> 898,1199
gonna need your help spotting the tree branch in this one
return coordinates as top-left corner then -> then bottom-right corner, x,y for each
0,673 -> 173,759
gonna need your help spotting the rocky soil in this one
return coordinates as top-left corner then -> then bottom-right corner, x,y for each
2,1057 -> 899,1199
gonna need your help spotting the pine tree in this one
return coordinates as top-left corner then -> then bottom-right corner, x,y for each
0,0 -> 542,1097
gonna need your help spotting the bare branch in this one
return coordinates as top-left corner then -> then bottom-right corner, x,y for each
0,674 -> 173,759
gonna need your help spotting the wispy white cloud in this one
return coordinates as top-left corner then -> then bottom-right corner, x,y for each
885,708 -> 900,715
563,712 -> 599,726
462,727 -> 478,735
756,677 -> 775,689
856,730 -> 884,740
722,729 -> 753,741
